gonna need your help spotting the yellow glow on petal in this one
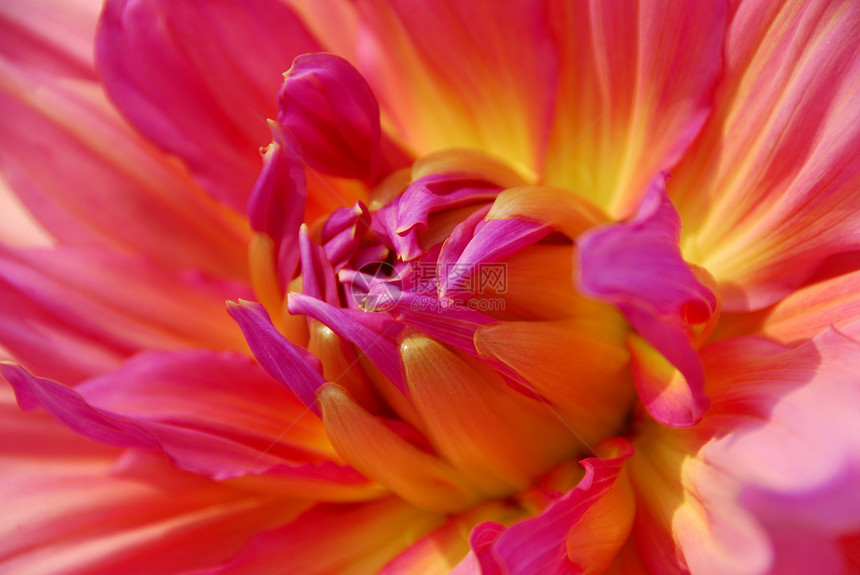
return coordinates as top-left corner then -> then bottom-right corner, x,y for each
307,320 -> 378,412
248,233 -> 283,321
411,148 -> 531,187
318,383 -> 483,513
401,333 -> 587,497
475,318 -> 634,446
487,186 -> 608,239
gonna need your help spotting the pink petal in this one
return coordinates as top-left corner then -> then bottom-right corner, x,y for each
3,363 -> 160,450
440,218 -> 550,299
0,246 -> 251,356
298,225 -> 339,305
227,300 -> 325,416
578,176 -> 715,426
0,389 -> 303,575
195,497 -> 443,575
278,53 -> 411,183
0,58 -> 251,279
96,0 -> 322,209
672,0 -> 860,310
287,293 -> 405,392
395,173 -> 501,236
543,0 -> 726,215
0,0 -> 101,79
0,283 -> 124,383
321,201 -> 372,270
2,351 -> 361,485
248,122 -> 307,289
456,438 -> 635,574
355,0 -> 558,172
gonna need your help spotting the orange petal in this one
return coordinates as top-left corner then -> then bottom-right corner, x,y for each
475,318 -> 634,447
487,186 -> 608,239
318,383 -> 483,513
401,333 -> 586,497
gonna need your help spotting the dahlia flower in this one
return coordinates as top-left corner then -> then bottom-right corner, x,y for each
1,0 -> 859,573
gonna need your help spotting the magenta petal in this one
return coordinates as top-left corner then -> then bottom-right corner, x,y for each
389,291 -> 496,357
248,122 -> 307,287
227,300 -> 325,416
395,174 -> 501,235
287,293 -> 405,392
440,216 -> 550,298
459,439 -> 634,573
578,175 -> 715,426
278,53 -> 410,183
97,0 -> 322,209
371,198 -> 424,261
1,363 -> 160,450
299,225 -> 339,305
321,201 -> 372,270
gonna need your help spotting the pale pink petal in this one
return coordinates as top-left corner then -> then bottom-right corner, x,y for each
633,329 -> 860,575
703,329 -> 860,534
0,173 -> 52,247
0,0 -> 101,79
674,0 -> 860,310
0,246 -> 251,355
0,58 -> 251,279
96,0 -> 322,209
543,0 -> 727,215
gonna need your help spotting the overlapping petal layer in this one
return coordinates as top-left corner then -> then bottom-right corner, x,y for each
1,0 -> 859,574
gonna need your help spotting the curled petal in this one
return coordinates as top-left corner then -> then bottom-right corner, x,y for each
287,293 -> 405,391
248,122 -> 307,289
278,53 -> 411,183
456,438 -> 635,574
578,176 -> 716,426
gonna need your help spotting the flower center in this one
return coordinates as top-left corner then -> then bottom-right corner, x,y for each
259,148 -> 637,513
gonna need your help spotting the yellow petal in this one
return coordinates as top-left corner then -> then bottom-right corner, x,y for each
318,383 -> 482,513
401,332 -> 585,497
